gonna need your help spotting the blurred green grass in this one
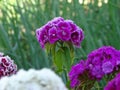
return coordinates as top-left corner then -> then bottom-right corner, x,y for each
0,0 -> 120,70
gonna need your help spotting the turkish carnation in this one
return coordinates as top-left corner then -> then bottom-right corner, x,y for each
0,52 -> 17,78
69,60 -> 87,88
69,46 -> 120,89
36,17 -> 84,48
86,46 -> 120,80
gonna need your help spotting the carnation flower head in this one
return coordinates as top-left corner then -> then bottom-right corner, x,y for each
71,28 -> 84,47
57,21 -> 71,41
91,65 -> 104,80
68,46 -> 120,89
48,26 -> 59,44
65,20 -> 77,32
51,17 -> 64,24
0,52 -> 17,78
36,27 -> 49,48
86,46 -> 120,80
69,60 -> 87,88
102,61 -> 114,74
36,17 -> 84,48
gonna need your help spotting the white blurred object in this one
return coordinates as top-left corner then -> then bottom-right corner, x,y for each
0,68 -> 68,90
0,52 -> 4,56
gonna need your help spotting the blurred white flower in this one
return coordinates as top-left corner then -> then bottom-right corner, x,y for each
0,68 -> 68,90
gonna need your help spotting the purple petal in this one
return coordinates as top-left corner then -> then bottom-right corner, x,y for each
36,27 -> 48,48
70,76 -> 80,88
69,60 -> 85,88
91,65 -> 104,79
48,27 -> 59,44
104,79 -> 116,90
102,61 -> 114,74
51,17 -> 64,24
65,20 -> 77,32
71,28 -> 84,47
57,21 -> 71,41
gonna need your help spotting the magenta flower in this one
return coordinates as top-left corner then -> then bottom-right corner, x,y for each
86,46 -> 120,80
116,74 -> 120,90
70,76 -> 80,88
36,27 -> 49,48
71,28 -> 84,47
57,21 -> 71,41
36,17 -> 84,48
104,79 -> 116,90
44,22 -> 53,31
69,60 -> 86,88
48,27 -> 59,44
102,61 -> 114,74
69,46 -> 120,89
91,65 -> 104,80
65,20 -> 77,32
51,17 -> 64,24
0,52 -> 17,78
104,73 -> 120,90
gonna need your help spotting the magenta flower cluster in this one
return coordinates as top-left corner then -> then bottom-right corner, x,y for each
69,46 -> 120,88
87,46 -> 120,80
104,73 -> 120,90
36,17 -> 84,48
69,60 -> 86,88
0,52 -> 17,78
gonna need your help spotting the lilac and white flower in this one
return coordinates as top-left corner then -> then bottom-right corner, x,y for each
0,52 -> 17,78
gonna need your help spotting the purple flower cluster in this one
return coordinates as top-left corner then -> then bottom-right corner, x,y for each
86,46 -> 120,80
104,73 -> 120,90
69,60 -> 86,88
36,17 -> 84,48
0,52 -> 17,78
69,46 -> 120,88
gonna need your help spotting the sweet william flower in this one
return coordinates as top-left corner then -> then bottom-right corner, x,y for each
71,28 -> 84,47
0,52 -> 17,78
104,79 -> 116,90
36,27 -> 49,48
102,61 -> 114,74
70,76 -> 80,88
36,17 -> 84,48
69,46 -> 120,89
91,65 -> 104,80
51,17 -> 64,24
65,20 -> 77,32
69,60 -> 86,88
115,74 -> 120,90
57,21 -> 71,41
86,46 -> 120,80
0,68 -> 67,90
48,27 -> 59,44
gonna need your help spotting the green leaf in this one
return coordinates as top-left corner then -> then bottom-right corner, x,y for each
54,49 -> 64,71
63,47 -> 72,71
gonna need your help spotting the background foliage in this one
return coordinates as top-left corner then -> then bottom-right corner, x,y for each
0,0 -> 120,89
